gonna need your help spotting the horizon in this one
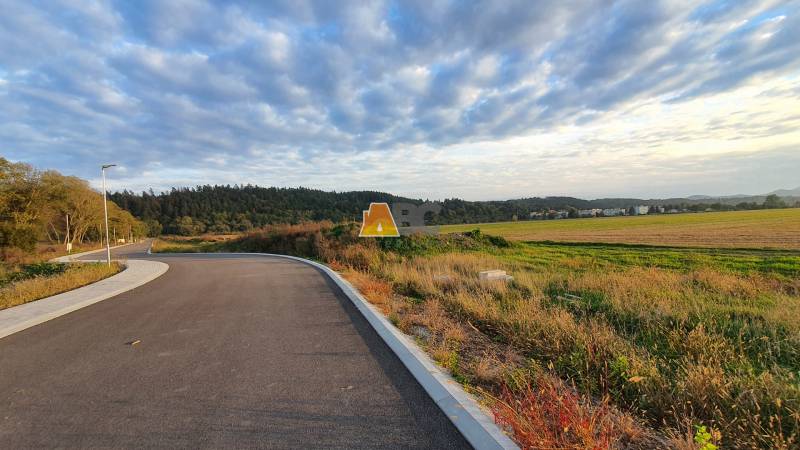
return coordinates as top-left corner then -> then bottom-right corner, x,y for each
3,1 -> 800,200
104,180 -> 800,203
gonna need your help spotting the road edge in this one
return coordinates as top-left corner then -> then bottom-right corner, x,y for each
50,242 -> 136,263
0,259 -> 169,340
240,252 -> 519,450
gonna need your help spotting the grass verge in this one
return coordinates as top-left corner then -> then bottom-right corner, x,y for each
0,262 -> 122,310
150,235 -> 231,253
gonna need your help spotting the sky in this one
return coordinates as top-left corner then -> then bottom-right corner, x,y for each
2,0 -> 799,201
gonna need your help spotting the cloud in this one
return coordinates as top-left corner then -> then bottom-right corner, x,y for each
1,0 -> 798,199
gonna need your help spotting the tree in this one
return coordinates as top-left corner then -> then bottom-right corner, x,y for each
174,216 -> 205,236
763,194 -> 786,209
0,158 -> 46,257
145,219 -> 162,237
567,206 -> 578,218
0,157 -> 147,259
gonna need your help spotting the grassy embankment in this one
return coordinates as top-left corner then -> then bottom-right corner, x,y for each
1,241 -> 122,311
149,234 -> 236,253
154,217 -> 800,449
0,261 -> 122,311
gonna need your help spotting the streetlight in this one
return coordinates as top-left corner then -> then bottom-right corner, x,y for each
101,164 -> 116,266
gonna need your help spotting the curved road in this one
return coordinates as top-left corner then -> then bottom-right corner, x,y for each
0,242 -> 470,449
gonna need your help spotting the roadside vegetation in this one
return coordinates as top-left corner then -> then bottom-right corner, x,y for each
0,158 -> 142,310
149,234 -> 237,253
0,261 -> 121,310
0,158 -> 146,259
442,208 -> 800,250
155,222 -> 800,449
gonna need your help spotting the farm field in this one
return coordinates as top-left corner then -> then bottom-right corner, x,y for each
441,208 -> 800,249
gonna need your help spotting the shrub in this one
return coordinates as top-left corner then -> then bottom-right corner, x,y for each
0,263 -> 120,310
490,376 -> 636,449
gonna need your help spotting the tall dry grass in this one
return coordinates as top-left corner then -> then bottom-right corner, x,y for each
162,225 -> 799,448
0,263 -> 122,310
379,252 -> 799,448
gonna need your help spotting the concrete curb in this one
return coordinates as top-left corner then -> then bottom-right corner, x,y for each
200,252 -> 518,450
0,259 -> 169,340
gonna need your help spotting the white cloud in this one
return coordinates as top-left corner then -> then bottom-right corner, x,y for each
2,0 -> 799,199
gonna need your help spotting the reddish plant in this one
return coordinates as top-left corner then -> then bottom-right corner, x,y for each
490,376 -> 618,450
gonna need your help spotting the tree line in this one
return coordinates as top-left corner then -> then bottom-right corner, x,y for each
0,158 -> 145,259
109,185 -> 800,236
110,185 -> 413,235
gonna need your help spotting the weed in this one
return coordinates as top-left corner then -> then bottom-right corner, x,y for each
694,425 -> 718,450
488,375 -> 638,449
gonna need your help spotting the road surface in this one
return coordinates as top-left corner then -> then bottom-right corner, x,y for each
0,242 -> 470,448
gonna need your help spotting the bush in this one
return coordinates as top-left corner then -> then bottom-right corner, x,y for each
1,262 -> 67,286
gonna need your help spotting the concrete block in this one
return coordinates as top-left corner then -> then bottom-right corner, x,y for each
479,270 -> 513,282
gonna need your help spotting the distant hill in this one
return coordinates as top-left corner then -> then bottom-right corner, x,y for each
687,194 -> 749,200
685,187 -> 800,202
110,185 -> 800,235
769,187 -> 800,197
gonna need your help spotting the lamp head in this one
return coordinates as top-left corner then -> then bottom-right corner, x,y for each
101,164 -> 116,169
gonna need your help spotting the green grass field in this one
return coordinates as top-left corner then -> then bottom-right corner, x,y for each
441,208 -> 800,250
500,242 -> 800,280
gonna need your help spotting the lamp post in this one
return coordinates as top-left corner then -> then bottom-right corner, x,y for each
101,164 -> 116,266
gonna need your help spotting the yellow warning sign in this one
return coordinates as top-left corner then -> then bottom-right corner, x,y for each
359,203 -> 400,237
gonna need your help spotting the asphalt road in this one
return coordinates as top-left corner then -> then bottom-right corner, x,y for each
0,242 -> 470,449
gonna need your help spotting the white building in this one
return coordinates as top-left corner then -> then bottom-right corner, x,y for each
602,208 -> 626,217
631,205 -> 650,215
578,208 -> 602,218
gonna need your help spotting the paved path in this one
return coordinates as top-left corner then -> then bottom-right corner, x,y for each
0,242 -> 470,448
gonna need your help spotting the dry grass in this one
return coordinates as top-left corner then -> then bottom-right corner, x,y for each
0,242 -> 105,264
489,375 -> 641,450
376,251 -> 798,448
442,209 -> 800,249
0,262 -> 122,310
155,223 -> 800,448
150,238 -> 210,253
343,261 -> 660,448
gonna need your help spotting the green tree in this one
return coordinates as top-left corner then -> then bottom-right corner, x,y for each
0,157 -> 147,258
145,219 -> 162,237
174,216 -> 205,236
0,158 -> 46,257
763,194 -> 786,209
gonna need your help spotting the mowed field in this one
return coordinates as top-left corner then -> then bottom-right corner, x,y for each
441,208 -> 800,250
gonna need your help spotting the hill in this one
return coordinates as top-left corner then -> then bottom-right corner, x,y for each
769,186 -> 800,197
109,185 -> 800,235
